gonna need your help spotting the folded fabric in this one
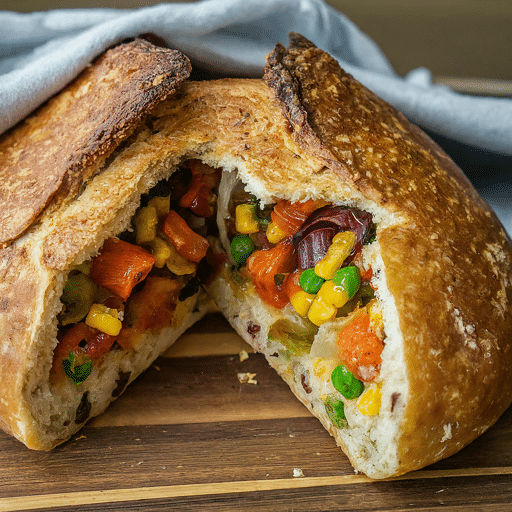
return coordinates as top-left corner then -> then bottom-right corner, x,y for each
0,0 -> 510,231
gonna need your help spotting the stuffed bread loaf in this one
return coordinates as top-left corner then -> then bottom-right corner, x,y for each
0,34 -> 511,480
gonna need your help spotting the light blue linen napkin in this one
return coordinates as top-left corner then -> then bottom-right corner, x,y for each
1,0 -> 510,231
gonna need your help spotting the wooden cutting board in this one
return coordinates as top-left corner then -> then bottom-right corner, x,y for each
0,313 -> 511,511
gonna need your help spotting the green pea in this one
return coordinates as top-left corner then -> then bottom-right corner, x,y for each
332,266 -> 361,299
299,268 -> 325,294
331,364 -> 364,399
323,395 -> 347,428
230,235 -> 255,265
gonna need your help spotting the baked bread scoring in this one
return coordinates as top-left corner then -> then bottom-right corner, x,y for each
0,34 -> 511,479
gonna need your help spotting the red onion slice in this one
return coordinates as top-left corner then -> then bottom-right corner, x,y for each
297,225 -> 338,269
294,207 -> 373,269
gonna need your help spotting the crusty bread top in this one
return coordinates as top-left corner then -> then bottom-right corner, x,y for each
265,33 -> 512,473
0,39 -> 191,248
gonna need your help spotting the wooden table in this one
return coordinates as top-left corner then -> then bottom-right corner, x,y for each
1,313 -> 511,511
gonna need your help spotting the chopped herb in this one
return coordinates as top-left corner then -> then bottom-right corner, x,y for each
364,222 -> 377,245
251,196 -> 272,227
62,351 -> 93,385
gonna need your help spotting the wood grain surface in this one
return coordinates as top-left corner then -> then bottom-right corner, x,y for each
1,313 -> 511,512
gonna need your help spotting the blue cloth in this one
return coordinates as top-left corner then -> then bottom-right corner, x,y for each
1,0 -> 510,231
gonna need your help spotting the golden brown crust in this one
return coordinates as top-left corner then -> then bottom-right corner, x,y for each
0,38 -> 191,248
0,243 -> 44,440
265,33 -> 512,474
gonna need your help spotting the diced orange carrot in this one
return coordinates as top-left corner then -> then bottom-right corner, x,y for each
246,238 -> 297,308
90,238 -> 155,301
161,210 -> 210,263
337,313 -> 384,382
271,199 -> 317,236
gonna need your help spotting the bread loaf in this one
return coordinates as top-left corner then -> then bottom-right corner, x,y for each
0,34 -> 511,479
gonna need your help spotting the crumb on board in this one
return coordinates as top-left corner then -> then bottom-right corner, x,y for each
293,468 -> 304,478
237,372 -> 258,385
239,350 -> 249,362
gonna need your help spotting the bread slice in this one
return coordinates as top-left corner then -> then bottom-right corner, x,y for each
0,34 -> 511,479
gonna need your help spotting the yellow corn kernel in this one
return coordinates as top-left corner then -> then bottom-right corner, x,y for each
315,231 -> 357,280
368,300 -> 384,332
308,292 -> 337,326
150,237 -> 173,268
313,358 -> 338,379
357,384 -> 382,416
165,242 -> 197,275
147,196 -> 170,218
318,280 -> 350,308
85,303 -> 122,336
134,205 -> 158,245
313,358 -> 325,378
235,204 -> 259,234
266,221 -> 287,244
289,290 -> 315,317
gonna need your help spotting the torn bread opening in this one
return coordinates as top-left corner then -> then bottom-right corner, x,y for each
43,157 -> 405,478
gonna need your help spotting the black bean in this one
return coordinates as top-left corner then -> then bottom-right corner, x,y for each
178,278 -> 199,301
112,370 -> 132,398
75,392 -> 91,424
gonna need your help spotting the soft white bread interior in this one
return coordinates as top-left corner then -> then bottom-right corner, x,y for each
0,34 -> 511,480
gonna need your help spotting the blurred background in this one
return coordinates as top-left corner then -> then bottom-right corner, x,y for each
3,0 -> 511,91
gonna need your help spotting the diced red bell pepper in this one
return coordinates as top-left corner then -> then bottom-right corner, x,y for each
89,238 -> 155,301
179,160 -> 220,217
52,322 -> 116,375
179,174 -> 215,217
116,276 -> 180,350
246,238 -> 297,308
161,210 -> 210,263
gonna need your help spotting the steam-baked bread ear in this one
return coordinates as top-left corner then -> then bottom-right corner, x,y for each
0,33 -> 511,480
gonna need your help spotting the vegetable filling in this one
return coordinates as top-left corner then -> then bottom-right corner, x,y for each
53,162 -> 385,429
225,191 -> 384,426
53,160 -> 222,384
